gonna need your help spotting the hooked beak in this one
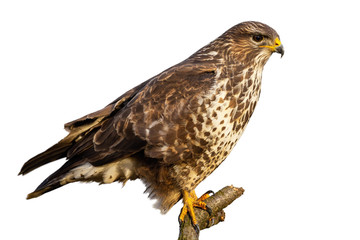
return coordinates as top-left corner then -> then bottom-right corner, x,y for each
275,43 -> 285,58
260,37 -> 284,58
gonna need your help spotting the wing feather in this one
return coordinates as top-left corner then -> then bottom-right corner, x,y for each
19,79 -> 150,175
91,62 -> 217,165
23,61 -> 217,195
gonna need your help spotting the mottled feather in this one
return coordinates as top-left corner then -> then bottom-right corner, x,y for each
19,21 -> 283,213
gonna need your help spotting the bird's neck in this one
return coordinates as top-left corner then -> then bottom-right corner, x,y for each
212,59 -> 264,128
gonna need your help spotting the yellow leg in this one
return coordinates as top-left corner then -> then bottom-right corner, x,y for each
178,190 -> 214,234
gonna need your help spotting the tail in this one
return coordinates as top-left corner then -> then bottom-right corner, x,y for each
26,179 -> 63,199
19,139 -> 72,175
25,156 -> 142,199
24,157 -> 79,200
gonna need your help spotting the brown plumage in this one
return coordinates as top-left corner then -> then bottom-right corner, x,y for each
19,21 -> 284,214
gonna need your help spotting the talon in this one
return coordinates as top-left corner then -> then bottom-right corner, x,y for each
198,190 -> 214,202
193,224 -> 200,235
205,190 -> 215,196
205,205 -> 213,216
178,207 -> 185,225
179,190 -> 215,234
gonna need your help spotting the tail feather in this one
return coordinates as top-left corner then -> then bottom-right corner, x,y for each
26,182 -> 62,199
26,157 -> 142,199
25,158 -> 77,199
19,140 -> 72,175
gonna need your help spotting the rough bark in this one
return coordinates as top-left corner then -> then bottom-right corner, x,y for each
178,186 -> 245,240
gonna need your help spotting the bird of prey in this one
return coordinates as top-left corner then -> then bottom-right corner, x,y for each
19,21 -> 284,232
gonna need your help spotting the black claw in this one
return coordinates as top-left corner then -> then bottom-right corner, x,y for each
178,217 -> 185,232
193,224 -> 200,235
205,190 -> 215,196
178,207 -> 184,225
178,217 -> 183,225
205,205 -> 213,216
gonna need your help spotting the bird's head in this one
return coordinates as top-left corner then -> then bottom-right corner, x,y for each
218,21 -> 284,64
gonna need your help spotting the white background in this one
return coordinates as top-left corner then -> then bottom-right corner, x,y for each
1,1 -> 359,239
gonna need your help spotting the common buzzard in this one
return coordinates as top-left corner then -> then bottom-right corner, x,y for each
19,21 -> 284,232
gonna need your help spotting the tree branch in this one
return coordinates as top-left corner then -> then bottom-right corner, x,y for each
178,186 -> 245,240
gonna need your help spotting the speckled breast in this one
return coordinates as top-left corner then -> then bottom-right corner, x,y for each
172,66 -> 263,191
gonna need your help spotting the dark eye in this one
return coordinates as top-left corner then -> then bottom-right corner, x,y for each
252,35 -> 264,42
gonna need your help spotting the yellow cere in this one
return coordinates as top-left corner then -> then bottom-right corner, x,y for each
260,37 -> 282,51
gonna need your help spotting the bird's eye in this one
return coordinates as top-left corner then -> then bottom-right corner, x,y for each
252,35 -> 264,42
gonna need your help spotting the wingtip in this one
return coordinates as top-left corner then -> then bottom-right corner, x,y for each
18,169 -> 26,176
18,166 -> 32,175
26,193 -> 35,200
26,190 -> 42,200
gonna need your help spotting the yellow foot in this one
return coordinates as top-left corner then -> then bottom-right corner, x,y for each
178,190 -> 214,234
